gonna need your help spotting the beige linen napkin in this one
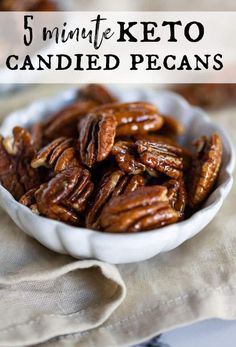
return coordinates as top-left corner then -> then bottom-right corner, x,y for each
0,210 -> 126,347
0,86 -> 236,347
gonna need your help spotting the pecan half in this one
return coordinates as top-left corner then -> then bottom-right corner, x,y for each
30,122 -> 43,150
78,112 -> 117,167
86,170 -> 144,229
19,188 -> 37,206
0,137 -> 24,199
53,147 -> 80,174
111,141 -> 145,175
31,137 -> 80,173
44,100 -> 96,140
78,84 -> 118,104
159,115 -> 184,137
91,102 -> 163,136
0,128 -> 40,199
0,135 -> 17,176
136,140 -> 191,179
35,167 -> 94,225
18,158 -> 41,192
135,133 -> 177,145
3,126 -> 35,157
188,133 -> 222,208
163,178 -> 187,216
100,186 -> 179,233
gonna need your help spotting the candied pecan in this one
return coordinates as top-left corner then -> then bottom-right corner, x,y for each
0,135 -> 17,176
44,100 -> 96,140
188,133 -> 222,208
122,175 -> 145,194
10,128 -> 40,192
78,113 -> 117,168
30,122 -> 43,150
0,128 -> 40,199
91,102 -> 163,136
3,126 -> 35,157
163,178 -> 187,215
31,137 -> 80,173
136,140 -> 191,179
86,170 -> 144,229
53,147 -> 79,174
111,140 -> 161,178
19,188 -> 37,206
111,141 -> 145,175
64,170 -> 94,213
38,200 -> 80,225
78,84 -> 118,104
135,133 -> 177,145
0,166 -> 24,201
174,84 -> 236,109
0,134 -> 24,199
35,167 -> 94,225
160,115 -> 184,137
18,159 -> 41,192
100,186 -> 179,233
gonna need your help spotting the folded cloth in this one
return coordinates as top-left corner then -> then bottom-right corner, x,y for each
0,87 -> 236,347
0,211 -> 126,346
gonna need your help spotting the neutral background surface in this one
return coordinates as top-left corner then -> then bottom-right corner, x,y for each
68,0 -> 236,11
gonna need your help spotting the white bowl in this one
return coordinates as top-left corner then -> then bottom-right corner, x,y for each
0,88 -> 234,264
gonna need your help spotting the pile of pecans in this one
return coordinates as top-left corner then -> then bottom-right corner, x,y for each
0,85 -> 223,233
174,84 -> 236,109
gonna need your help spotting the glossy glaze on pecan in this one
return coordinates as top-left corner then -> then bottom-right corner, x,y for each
78,112 -> 117,167
188,134 -> 222,208
111,141 -> 145,174
30,122 -> 43,150
79,84 -> 118,104
100,186 -> 179,233
86,170 -> 144,228
135,133 -> 177,145
19,188 -> 37,206
44,100 -> 96,140
164,178 -> 187,216
3,126 -> 35,156
136,140 -> 190,179
91,102 -> 163,136
31,137 -> 80,173
35,167 -> 94,225
0,137 -> 24,200
160,115 -> 184,137
0,127 -> 40,199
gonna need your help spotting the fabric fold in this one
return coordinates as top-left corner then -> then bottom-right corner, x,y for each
0,212 -> 126,347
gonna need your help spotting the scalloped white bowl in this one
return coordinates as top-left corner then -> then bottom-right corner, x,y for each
0,87 -> 234,264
